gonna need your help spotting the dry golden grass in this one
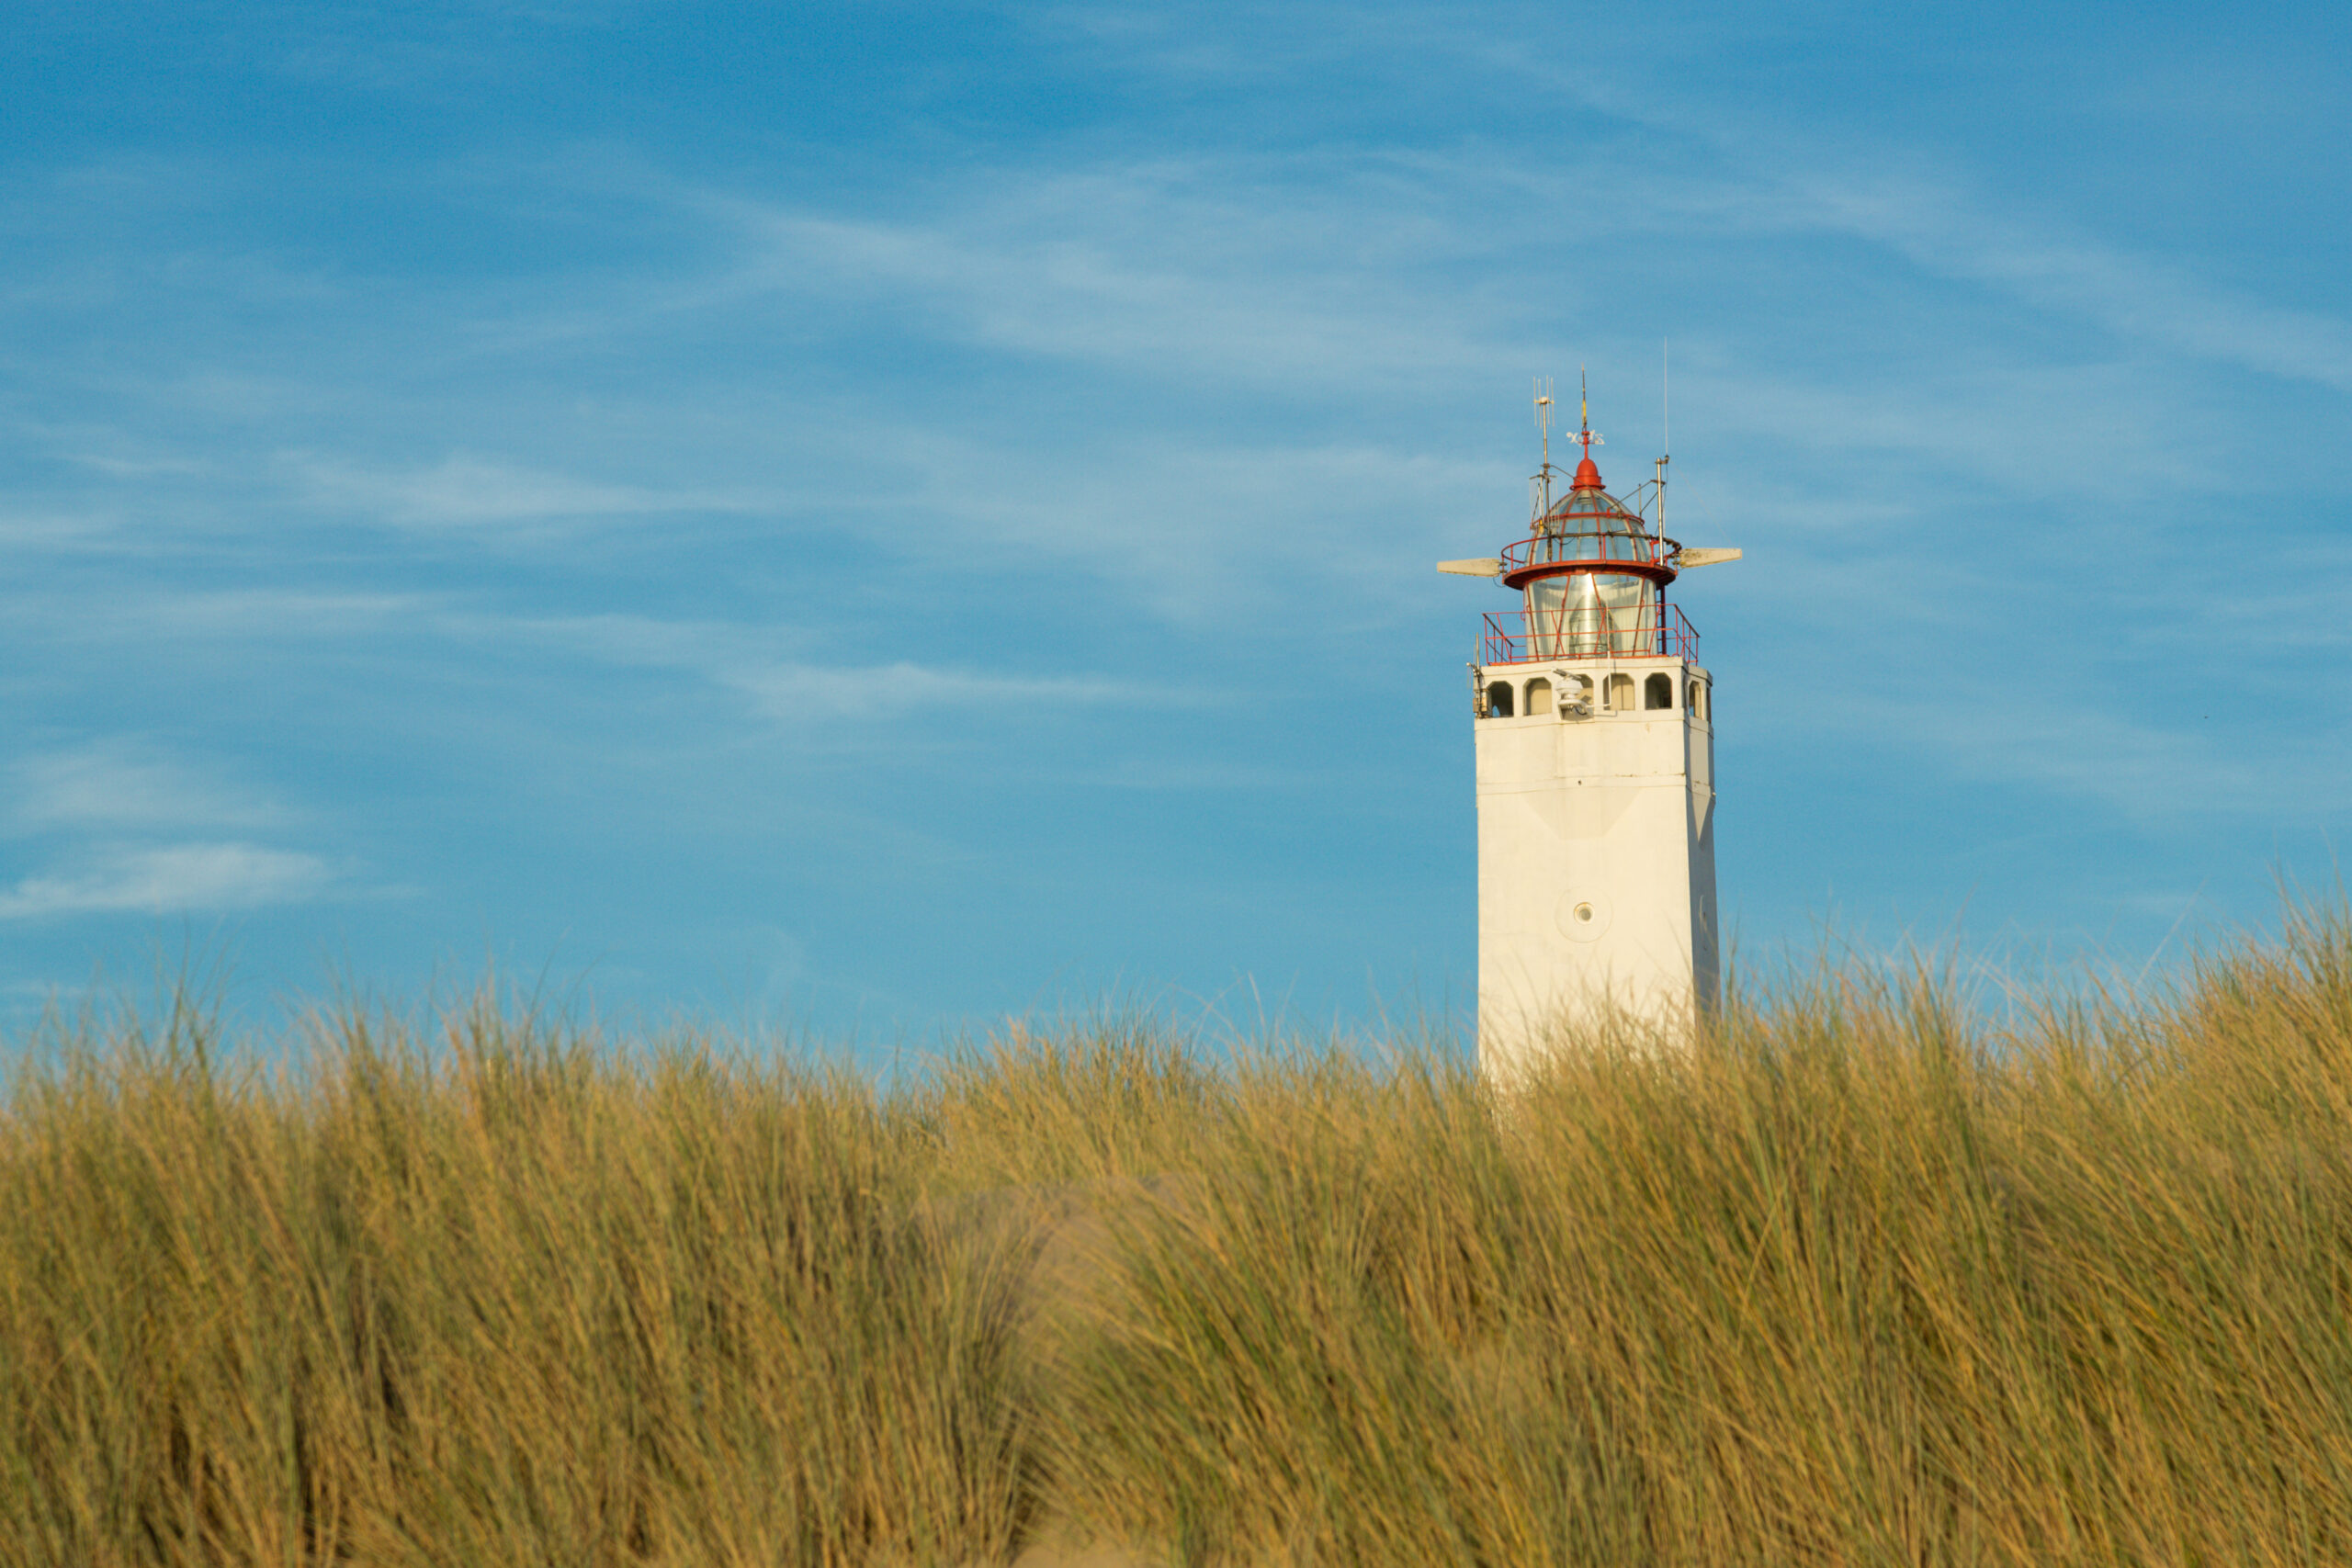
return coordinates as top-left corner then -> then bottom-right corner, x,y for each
7,913 -> 2352,1565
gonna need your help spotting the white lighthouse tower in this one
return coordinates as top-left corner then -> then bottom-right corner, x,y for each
1440,379 -> 1740,1074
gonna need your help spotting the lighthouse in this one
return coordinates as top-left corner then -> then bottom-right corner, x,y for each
1440,379 -> 1740,1074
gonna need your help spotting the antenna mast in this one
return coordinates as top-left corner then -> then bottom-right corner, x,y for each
1532,376 -> 1556,524
1656,339 -> 1670,537
1570,366 -> 1604,460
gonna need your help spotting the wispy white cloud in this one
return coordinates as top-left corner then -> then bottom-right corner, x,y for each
510,614 -> 1170,720
1453,39 -> 2352,395
288,452 -> 758,530
1022,13 -> 2352,404
10,741 -> 289,833
725,660 -> 1147,721
0,842 -> 334,919
0,508 -> 128,551
505,611 -> 813,671
1777,167 -> 2352,395
711,163 -> 1515,389
1787,694 -> 2340,827
3,587 -> 433,644
59,451 -> 214,479
0,743 -> 337,921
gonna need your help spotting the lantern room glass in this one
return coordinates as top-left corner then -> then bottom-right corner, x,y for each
1525,571 -> 1658,657
1523,484 -> 1652,565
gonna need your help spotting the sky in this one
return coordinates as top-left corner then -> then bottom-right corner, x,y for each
4,0 -> 2348,1051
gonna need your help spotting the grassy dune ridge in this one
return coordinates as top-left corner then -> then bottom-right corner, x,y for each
6,916 -> 2352,1565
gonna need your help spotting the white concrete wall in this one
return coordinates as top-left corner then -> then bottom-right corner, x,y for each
1474,655 -> 1717,1076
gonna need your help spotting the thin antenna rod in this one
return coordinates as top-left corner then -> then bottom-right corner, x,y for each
1532,376 -> 1556,525
1657,338 -> 1670,537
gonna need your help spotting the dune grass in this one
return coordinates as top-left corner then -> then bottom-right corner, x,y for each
6,914 -> 2352,1565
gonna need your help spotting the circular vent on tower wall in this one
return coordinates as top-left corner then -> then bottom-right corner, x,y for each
1555,890 -> 1614,942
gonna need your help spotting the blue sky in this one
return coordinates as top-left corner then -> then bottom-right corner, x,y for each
4,0 -> 2347,1046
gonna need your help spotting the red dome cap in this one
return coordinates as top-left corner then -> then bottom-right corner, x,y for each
1571,455 -> 1605,490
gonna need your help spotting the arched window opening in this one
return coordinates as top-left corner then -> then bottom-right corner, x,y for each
1525,678 -> 1554,716
1689,680 -> 1708,721
1606,673 -> 1635,713
1485,682 -> 1515,718
1645,672 -> 1673,710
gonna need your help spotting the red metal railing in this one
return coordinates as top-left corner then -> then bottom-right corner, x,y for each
1498,528 -> 1680,575
1481,603 -> 1701,665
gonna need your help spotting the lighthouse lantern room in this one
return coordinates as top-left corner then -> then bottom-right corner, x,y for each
1439,378 -> 1740,1074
